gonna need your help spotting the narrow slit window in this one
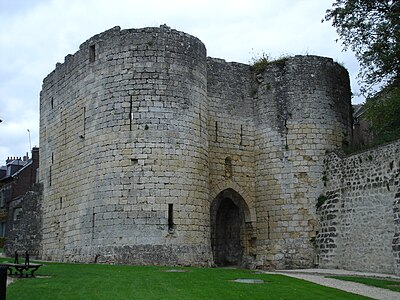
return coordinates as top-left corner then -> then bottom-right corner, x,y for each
168,204 -> 174,233
59,197 -> 63,209
240,124 -> 243,145
199,112 -> 202,134
129,96 -> 133,131
49,166 -> 52,187
225,157 -> 232,178
215,121 -> 218,142
80,107 -> 86,139
51,97 -> 54,109
89,45 -> 96,62
83,107 -> 86,133
92,211 -> 96,239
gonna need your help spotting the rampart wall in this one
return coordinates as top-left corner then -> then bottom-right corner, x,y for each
317,140 -> 400,275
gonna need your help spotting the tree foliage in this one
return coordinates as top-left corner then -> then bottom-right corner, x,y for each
363,83 -> 400,143
324,0 -> 400,93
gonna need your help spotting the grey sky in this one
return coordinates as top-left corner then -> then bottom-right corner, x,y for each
0,0 -> 362,164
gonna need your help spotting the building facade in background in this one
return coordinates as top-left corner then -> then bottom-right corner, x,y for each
0,147 -> 41,254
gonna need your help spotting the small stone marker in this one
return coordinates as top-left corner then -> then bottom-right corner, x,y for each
232,278 -> 264,284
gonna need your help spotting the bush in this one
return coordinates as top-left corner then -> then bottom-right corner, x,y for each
250,53 -> 290,74
316,195 -> 328,209
250,52 -> 270,74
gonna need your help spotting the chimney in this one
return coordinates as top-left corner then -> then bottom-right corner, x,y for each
31,147 -> 40,183
23,152 -> 29,161
31,147 -> 39,163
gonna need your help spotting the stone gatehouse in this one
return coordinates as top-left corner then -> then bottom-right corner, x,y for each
39,25 -> 352,269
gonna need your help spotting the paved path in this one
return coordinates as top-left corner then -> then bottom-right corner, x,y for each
6,276 -> 15,286
264,269 -> 400,300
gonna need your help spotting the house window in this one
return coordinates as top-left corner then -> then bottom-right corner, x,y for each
0,222 -> 5,237
0,191 -> 4,208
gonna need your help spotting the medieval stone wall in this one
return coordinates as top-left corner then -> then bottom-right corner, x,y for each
39,26 -> 352,268
317,139 -> 400,275
207,58 -> 256,204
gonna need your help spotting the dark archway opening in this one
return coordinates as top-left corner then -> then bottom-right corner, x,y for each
211,188 -> 252,267
214,198 -> 243,266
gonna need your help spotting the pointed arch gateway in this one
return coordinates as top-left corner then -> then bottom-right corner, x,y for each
210,188 -> 256,267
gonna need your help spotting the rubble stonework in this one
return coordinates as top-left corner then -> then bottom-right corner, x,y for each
5,184 -> 43,257
317,140 -> 400,275
39,26 -> 352,268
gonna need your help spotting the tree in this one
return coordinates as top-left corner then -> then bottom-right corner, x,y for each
324,0 -> 400,94
363,84 -> 400,143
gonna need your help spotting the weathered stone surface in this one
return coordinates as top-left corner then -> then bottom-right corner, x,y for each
5,184 -> 42,257
317,140 -> 400,275
39,26 -> 352,269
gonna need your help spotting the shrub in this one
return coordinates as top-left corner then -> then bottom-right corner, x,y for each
250,52 -> 270,74
250,53 -> 290,74
316,195 -> 328,209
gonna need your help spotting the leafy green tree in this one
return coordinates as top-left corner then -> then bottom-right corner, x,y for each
324,0 -> 400,93
363,84 -> 400,143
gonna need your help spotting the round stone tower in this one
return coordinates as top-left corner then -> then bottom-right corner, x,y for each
39,26 -> 211,265
253,55 -> 352,269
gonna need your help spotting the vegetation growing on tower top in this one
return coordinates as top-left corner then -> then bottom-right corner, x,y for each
250,52 -> 290,74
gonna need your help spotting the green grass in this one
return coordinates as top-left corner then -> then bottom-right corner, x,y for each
329,276 -> 400,293
0,257 -> 370,300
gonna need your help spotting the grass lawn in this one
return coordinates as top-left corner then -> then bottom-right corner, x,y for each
0,257 -> 370,300
329,276 -> 400,293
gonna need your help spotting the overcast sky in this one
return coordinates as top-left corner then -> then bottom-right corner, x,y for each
0,0 -> 363,164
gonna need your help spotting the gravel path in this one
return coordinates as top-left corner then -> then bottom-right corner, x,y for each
264,269 -> 400,300
6,276 -> 15,286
